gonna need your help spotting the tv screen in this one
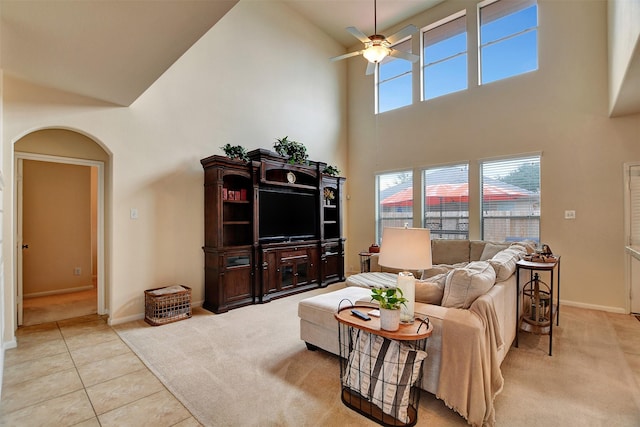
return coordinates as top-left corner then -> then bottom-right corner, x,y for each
259,190 -> 318,241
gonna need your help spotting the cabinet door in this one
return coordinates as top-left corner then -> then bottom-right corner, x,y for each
280,260 -> 297,290
261,250 -> 279,297
222,252 -> 253,304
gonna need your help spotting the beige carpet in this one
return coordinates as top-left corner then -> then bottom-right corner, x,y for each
115,283 -> 640,426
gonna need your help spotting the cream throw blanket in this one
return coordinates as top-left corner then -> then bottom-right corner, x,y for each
437,292 -> 505,427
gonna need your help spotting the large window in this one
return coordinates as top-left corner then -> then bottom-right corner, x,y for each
481,155 -> 540,242
422,164 -> 469,239
377,38 -> 413,114
422,12 -> 467,101
479,0 -> 538,85
376,170 -> 413,243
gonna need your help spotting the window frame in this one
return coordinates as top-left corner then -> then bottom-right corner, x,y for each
480,154 -> 541,242
477,0 -> 539,85
421,163 -> 470,240
375,170 -> 414,243
376,37 -> 414,114
420,10 -> 468,102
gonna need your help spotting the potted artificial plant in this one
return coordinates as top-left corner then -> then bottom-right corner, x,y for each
273,136 -> 308,165
221,144 -> 249,162
370,287 -> 407,331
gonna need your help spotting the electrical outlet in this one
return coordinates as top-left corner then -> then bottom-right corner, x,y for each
564,210 -> 576,220
74,267 -> 81,276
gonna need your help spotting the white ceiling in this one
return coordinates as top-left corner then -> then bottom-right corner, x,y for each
283,0 -> 444,47
0,0 -> 638,114
0,0 -> 441,106
0,0 -> 239,106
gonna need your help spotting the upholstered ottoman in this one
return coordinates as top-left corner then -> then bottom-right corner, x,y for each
298,286 -> 372,354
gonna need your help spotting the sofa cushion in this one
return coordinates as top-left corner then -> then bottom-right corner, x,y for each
431,239 -> 470,265
421,262 -> 466,279
298,286 -> 372,330
346,272 -> 397,289
379,265 -> 423,278
479,242 -> 511,261
488,247 -> 523,281
469,241 -> 487,261
415,272 -> 448,305
441,261 -> 496,309
511,240 -> 537,254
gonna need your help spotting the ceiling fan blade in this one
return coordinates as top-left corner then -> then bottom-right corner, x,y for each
330,50 -> 363,62
365,62 -> 376,76
389,49 -> 420,63
386,24 -> 418,45
346,26 -> 371,44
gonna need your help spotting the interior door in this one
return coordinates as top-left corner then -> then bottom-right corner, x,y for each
15,153 -> 106,325
626,163 -> 640,314
16,158 -> 24,326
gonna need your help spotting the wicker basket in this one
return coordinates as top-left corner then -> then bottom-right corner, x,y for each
144,285 -> 192,326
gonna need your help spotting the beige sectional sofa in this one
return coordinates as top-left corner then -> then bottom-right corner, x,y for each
298,239 -> 531,427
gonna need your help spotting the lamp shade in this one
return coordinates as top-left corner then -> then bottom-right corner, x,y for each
363,44 -> 390,63
378,227 -> 432,271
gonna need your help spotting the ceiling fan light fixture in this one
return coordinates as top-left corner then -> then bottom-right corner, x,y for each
363,44 -> 390,63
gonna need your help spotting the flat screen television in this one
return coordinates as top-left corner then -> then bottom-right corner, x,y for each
259,189 -> 318,242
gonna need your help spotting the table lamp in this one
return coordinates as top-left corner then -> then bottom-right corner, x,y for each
378,226 -> 432,323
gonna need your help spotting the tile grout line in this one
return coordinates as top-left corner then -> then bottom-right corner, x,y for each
63,316 -> 194,425
56,318 -> 103,426
111,325 -> 203,426
4,315 -> 200,426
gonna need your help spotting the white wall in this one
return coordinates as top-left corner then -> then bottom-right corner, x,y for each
346,0 -> 640,312
608,0 -> 640,116
2,0 -> 347,336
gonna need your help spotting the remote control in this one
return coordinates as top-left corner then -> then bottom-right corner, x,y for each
351,309 -> 371,321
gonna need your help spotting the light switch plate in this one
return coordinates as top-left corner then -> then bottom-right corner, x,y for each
564,210 -> 576,219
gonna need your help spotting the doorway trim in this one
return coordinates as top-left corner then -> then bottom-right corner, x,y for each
15,152 -> 106,324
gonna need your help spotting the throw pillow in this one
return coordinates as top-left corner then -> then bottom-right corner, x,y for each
488,247 -> 523,281
415,272 -> 447,305
479,242 -> 510,261
343,329 -> 427,423
420,263 -> 466,279
441,261 -> 496,309
511,240 -> 537,254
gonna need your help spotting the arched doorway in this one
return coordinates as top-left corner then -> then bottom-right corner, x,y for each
14,129 -> 109,326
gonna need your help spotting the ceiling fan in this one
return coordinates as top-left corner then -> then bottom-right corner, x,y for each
330,0 -> 420,75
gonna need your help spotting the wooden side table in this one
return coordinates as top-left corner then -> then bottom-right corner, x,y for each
335,306 -> 433,426
515,257 -> 561,355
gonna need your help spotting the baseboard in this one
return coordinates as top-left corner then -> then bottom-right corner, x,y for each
24,285 -> 94,299
2,338 -> 17,350
560,299 -> 627,314
108,301 -> 204,326
108,313 -> 145,326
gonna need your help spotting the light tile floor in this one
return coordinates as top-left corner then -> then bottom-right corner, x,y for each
0,314 -> 201,426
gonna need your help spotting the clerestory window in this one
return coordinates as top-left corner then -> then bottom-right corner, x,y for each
377,38 -> 413,114
422,12 -> 467,101
478,0 -> 538,85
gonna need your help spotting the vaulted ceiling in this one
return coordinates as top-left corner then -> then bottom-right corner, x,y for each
0,0 -> 638,115
0,0 -> 442,106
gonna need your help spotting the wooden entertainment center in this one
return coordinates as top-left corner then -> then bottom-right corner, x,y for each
201,149 -> 345,313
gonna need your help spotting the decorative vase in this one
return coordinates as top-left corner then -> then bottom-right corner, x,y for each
379,307 -> 400,331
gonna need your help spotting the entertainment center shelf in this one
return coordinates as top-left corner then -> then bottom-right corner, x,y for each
201,149 -> 345,313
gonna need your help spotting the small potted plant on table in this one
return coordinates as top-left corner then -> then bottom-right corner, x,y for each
370,287 -> 407,332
